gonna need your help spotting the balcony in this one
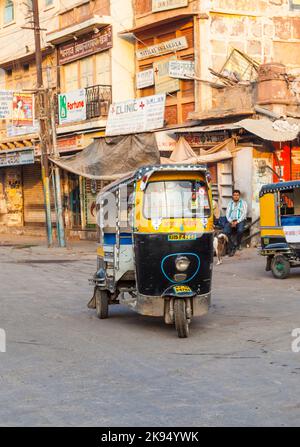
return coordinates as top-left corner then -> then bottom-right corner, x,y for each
85,84 -> 112,120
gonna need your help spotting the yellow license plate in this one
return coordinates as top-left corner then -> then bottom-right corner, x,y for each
169,234 -> 196,241
174,286 -> 192,293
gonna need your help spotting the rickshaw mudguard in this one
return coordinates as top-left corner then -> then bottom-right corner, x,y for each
162,284 -> 197,298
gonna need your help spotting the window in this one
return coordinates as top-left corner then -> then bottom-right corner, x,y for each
80,56 -> 93,88
45,0 -> 53,6
4,0 -> 14,24
290,0 -> 300,9
143,180 -> 211,219
280,189 -> 300,216
64,61 -> 78,91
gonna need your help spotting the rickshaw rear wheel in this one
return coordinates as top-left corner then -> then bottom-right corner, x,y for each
271,255 -> 290,279
174,299 -> 190,338
95,288 -> 109,319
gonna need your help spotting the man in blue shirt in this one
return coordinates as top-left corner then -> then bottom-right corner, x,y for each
224,190 -> 248,256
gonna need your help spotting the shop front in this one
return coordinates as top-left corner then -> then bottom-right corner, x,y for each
0,148 -> 35,228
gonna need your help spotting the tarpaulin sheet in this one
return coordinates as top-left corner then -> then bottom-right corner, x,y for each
50,133 -> 160,180
160,137 -> 235,164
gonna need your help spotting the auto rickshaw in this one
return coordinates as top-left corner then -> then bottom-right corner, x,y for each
260,180 -> 300,279
89,165 -> 214,338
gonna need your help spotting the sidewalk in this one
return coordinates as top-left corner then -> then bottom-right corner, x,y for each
0,233 -> 96,260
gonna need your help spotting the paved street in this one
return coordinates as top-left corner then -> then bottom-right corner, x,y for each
0,236 -> 300,427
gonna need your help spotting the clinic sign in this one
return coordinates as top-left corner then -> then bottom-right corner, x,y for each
58,89 -> 86,124
152,0 -> 188,12
136,37 -> 188,60
106,94 -> 166,136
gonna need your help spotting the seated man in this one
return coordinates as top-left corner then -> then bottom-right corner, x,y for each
224,190 -> 248,256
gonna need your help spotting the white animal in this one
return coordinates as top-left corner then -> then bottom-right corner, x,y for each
213,233 -> 229,265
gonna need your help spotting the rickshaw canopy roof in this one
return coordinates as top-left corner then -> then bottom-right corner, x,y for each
260,180 -> 300,197
99,164 -> 208,197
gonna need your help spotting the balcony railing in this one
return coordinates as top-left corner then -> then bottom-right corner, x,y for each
85,85 -> 112,120
56,84 -> 112,124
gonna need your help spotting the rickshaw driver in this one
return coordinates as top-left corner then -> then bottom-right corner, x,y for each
224,190 -> 248,256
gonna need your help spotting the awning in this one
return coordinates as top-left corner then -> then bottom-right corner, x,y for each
173,123 -> 242,134
119,13 -> 197,35
46,17 -> 111,45
239,118 -> 300,142
173,118 -> 300,142
0,136 -> 38,151
50,133 -> 160,180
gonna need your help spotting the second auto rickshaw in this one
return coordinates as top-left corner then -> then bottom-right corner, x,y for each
260,180 -> 300,279
89,164 -> 214,338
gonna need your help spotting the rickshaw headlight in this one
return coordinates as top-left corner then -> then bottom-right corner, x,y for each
175,256 -> 190,272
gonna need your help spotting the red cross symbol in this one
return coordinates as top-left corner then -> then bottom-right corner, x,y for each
139,101 -> 145,109
154,68 -> 159,75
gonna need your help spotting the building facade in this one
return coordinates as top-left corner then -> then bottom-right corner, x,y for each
0,0 -> 134,237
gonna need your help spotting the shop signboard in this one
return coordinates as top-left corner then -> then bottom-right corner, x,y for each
58,89 -> 86,124
136,69 -> 154,89
169,60 -> 195,79
136,36 -> 188,60
106,94 -> 166,136
58,26 -> 113,65
152,0 -> 188,12
0,90 -> 13,119
0,148 -> 34,167
154,57 -> 180,94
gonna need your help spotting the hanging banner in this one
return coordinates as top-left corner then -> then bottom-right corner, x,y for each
0,90 -> 13,119
152,0 -> 188,12
12,93 -> 34,127
58,26 -> 113,65
58,89 -> 86,124
136,69 -> 155,89
136,36 -> 188,61
106,94 -> 166,136
154,57 -> 180,94
169,60 -> 195,79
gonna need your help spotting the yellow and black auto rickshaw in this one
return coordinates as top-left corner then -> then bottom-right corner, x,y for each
260,180 -> 300,279
89,165 -> 214,338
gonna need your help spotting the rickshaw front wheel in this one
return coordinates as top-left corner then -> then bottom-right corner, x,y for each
174,299 -> 190,338
95,288 -> 109,319
271,255 -> 290,279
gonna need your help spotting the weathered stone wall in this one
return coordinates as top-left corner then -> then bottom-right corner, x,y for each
209,0 -> 300,69
198,0 -> 300,110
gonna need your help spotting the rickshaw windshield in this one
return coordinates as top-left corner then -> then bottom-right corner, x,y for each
143,180 -> 211,219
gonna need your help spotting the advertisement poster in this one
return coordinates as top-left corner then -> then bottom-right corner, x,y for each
106,94 -> 166,136
58,89 -> 86,124
0,90 -> 13,119
12,93 -> 34,127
